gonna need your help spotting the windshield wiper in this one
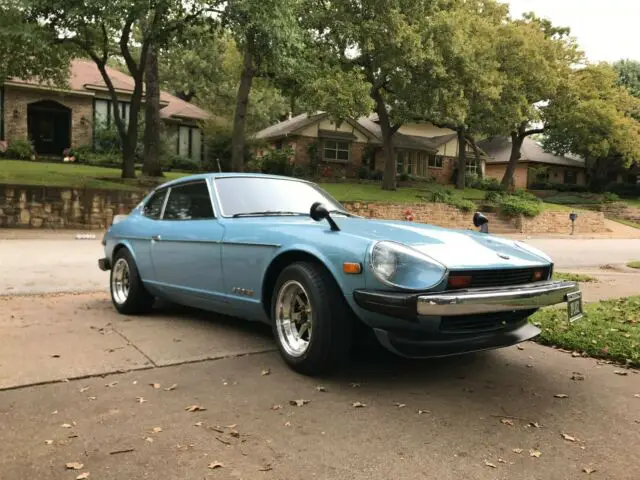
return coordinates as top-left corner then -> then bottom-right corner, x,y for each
232,211 -> 307,218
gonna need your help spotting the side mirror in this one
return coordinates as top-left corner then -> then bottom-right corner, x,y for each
473,212 -> 489,234
310,202 -> 340,231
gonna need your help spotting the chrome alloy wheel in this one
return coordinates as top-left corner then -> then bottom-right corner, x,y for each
111,258 -> 131,305
276,280 -> 313,357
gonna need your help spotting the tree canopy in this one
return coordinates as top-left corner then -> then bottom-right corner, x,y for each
613,59 -> 640,99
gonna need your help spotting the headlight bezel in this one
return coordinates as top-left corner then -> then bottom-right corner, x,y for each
367,240 -> 448,291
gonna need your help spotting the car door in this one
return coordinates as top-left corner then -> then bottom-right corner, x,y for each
149,180 -> 225,306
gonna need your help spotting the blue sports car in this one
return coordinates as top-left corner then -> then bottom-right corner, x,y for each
99,173 -> 582,374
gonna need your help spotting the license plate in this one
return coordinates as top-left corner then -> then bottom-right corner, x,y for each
566,292 -> 583,323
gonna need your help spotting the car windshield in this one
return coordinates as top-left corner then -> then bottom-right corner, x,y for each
215,177 -> 344,218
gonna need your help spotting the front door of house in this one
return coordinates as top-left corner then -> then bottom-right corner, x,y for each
27,101 -> 71,156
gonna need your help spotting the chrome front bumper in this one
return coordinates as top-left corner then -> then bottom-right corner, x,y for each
417,280 -> 580,316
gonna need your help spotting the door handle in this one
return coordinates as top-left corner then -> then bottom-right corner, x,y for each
151,235 -> 162,242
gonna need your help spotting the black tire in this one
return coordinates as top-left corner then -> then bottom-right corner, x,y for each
271,262 -> 353,375
110,248 -> 154,315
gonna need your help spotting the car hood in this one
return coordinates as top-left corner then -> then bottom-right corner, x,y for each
335,217 -> 551,269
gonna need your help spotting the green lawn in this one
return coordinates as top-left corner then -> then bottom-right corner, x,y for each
627,261 -> 640,269
609,217 -> 640,230
532,296 -> 640,367
318,182 -> 486,203
0,159 -> 186,190
553,272 -> 597,283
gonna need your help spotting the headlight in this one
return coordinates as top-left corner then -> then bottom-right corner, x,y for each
369,241 -> 447,290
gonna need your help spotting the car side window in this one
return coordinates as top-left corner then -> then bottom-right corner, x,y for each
143,190 -> 167,220
163,181 -> 215,220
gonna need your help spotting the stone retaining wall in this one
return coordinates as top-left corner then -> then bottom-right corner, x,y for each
0,184 -> 144,229
0,184 -> 608,234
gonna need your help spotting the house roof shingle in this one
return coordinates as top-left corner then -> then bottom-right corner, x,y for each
7,59 -> 211,122
479,137 -> 586,168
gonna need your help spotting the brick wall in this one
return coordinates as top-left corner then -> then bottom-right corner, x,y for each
519,211 -> 606,235
601,203 -> 640,222
3,86 -> 93,148
0,184 -> 143,229
485,164 -> 528,189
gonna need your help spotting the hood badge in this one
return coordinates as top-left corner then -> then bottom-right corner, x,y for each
497,252 -> 511,260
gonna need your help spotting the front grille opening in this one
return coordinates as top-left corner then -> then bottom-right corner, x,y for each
447,267 -> 551,290
440,309 -> 535,334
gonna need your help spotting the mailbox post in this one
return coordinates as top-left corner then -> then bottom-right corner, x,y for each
569,212 -> 578,235
473,212 -> 489,234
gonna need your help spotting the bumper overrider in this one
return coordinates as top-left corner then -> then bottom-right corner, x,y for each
98,258 -> 111,271
354,280 -> 580,358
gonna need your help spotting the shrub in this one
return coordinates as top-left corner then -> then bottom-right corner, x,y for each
82,152 -> 122,168
5,139 -> 34,160
484,190 -> 505,203
606,182 -> 640,198
465,172 -> 502,191
250,148 -> 295,176
357,166 -> 370,180
512,188 -> 539,202
554,183 -> 588,193
427,190 -> 475,212
370,170 -> 383,181
398,172 -> 410,182
603,192 -> 621,203
499,196 -> 543,217
93,124 -> 122,154
165,155 -> 201,172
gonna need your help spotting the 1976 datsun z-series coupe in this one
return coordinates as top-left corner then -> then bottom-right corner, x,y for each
99,174 -> 583,374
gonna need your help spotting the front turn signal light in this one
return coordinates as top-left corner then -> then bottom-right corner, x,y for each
448,275 -> 472,289
343,262 -> 362,274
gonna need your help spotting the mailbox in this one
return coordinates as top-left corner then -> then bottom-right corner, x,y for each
569,212 -> 578,235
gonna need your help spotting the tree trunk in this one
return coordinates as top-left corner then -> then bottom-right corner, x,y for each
500,131 -> 524,190
371,88 -> 396,191
231,42 -> 255,172
456,128 -> 466,190
142,44 -> 163,177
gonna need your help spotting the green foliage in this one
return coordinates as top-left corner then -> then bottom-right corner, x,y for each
93,124 -> 123,154
499,196 -> 543,217
5,139 -> 35,160
202,121 -> 253,172
466,173 -> 502,191
484,190 -> 505,203
606,182 -> 640,198
613,59 -> 640,99
164,155 -> 200,172
249,149 -> 295,176
603,192 -> 621,203
82,152 -> 122,169
553,272 -> 597,283
512,188 -> 538,202
427,190 -> 475,212
627,261 -> 640,269
532,296 -> 640,367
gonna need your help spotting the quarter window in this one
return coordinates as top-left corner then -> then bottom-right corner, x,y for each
163,182 -> 214,220
323,140 -> 350,162
143,190 -> 167,220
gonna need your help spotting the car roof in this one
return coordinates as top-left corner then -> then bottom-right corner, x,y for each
156,173 -> 313,191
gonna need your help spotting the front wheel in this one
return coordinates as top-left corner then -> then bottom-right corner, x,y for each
271,262 -> 352,375
110,248 -> 154,315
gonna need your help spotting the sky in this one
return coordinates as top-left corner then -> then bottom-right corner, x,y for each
503,0 -> 640,63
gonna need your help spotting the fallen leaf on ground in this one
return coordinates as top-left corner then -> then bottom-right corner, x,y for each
88,396 -> 97,401
52,354 -> 61,358
512,448 -> 523,454
572,351 -> 581,357
261,369 -> 271,376
259,465 -> 273,471
289,399 -> 309,407
418,410 -> 430,415
151,427 -> 162,433
315,386 -> 326,392
185,405 -> 206,412
65,462 -> 84,470
105,381 -> 118,388
144,437 -> 154,443
164,384 -> 177,391
193,422 -> 202,427
225,424 -> 237,429
150,383 -> 160,389
526,363 -> 534,368
571,372 -> 585,381
51,410 -> 58,415
561,433 -> 577,442
136,397 -> 147,404
484,460 -> 497,468
132,380 -> 138,385
208,462 -> 224,469
554,394 -> 569,398
393,402 -> 406,408
61,424 -> 72,428
498,458 -> 507,464
527,422 -> 542,428
271,404 -> 283,410
352,402 -> 367,408
582,467 -> 597,474
284,421 -> 291,427
79,386 -> 90,393
516,345 -> 524,351
614,370 -> 628,376
76,473 -> 90,480
529,449 -> 542,458
45,440 -> 53,445
500,419 -> 515,426
634,394 -> 640,398
349,382 -> 361,388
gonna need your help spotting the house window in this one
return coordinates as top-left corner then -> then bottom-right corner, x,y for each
176,125 -> 204,163
323,140 -> 350,162
409,152 -> 417,175
428,154 -> 443,169
466,158 -> 478,174
94,99 -> 131,128
396,151 -> 406,174
564,170 -> 577,185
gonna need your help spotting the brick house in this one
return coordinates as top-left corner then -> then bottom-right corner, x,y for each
479,136 -> 587,189
0,59 -> 210,161
253,113 -> 490,183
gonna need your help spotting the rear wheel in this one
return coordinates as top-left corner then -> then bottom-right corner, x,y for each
110,248 -> 154,315
271,262 -> 352,375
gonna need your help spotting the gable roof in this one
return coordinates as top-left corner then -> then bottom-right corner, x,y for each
253,112 -> 380,142
6,59 -> 211,122
478,137 -> 585,168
